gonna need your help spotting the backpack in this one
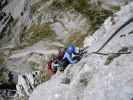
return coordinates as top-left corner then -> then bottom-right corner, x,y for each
58,58 -> 69,71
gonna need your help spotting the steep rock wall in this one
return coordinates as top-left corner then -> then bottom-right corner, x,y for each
0,0 -> 31,47
30,2 -> 133,100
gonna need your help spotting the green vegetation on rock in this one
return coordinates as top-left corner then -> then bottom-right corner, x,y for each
0,54 -> 5,64
52,0 -> 113,33
0,72 -> 6,83
31,0 -> 46,14
111,5 -> 121,13
124,0 -> 129,5
0,68 -> 8,83
0,54 -> 8,83
128,31 -> 133,34
105,47 -> 129,65
67,32 -> 88,47
23,24 -> 56,45
29,61 -> 40,70
40,71 -> 51,82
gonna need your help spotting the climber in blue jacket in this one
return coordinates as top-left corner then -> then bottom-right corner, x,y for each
63,44 -> 78,64
57,44 -> 82,71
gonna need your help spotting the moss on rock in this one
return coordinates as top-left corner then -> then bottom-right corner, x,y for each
0,67 -> 8,83
52,0 -> 113,33
67,32 -> 88,47
23,24 -> 56,45
0,54 -> 5,64
111,5 -> 121,13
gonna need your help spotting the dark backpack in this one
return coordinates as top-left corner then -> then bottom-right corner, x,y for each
58,58 -> 69,71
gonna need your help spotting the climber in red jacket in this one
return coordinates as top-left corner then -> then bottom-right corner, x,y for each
47,48 -> 65,75
47,55 -> 56,76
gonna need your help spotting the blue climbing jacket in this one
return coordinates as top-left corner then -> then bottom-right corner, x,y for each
63,52 -> 77,64
63,44 -> 78,64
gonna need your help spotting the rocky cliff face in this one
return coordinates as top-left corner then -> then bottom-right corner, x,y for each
0,0 -> 113,82
0,0 -> 31,47
0,0 -> 133,100
30,2 -> 133,100
0,0 -> 131,48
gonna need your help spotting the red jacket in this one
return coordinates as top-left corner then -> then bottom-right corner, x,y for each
48,60 -> 55,75
48,60 -> 52,70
